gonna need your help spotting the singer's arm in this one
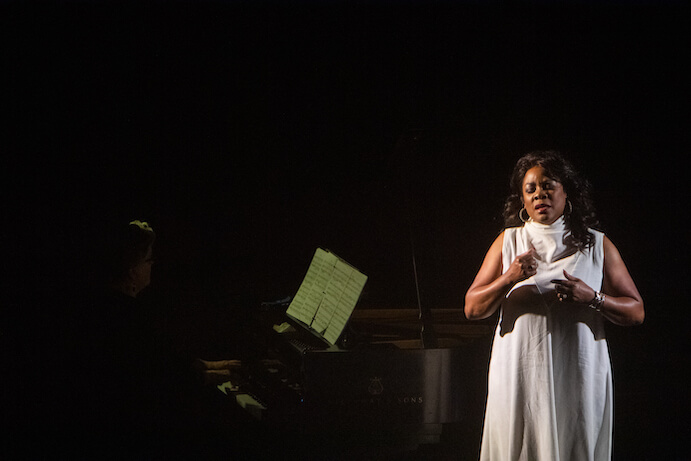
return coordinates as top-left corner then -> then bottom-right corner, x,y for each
464,232 -> 537,320
598,237 -> 645,325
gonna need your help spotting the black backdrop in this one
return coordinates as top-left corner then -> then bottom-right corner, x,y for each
4,1 -> 688,459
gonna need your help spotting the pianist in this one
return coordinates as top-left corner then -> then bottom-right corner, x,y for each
70,219 -> 243,458
464,151 -> 644,461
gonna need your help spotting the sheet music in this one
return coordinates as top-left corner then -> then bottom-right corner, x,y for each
312,258 -> 350,334
286,248 -> 367,345
286,248 -> 336,325
323,262 -> 368,344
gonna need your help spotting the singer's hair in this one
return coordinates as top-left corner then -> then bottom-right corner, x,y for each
503,150 -> 599,250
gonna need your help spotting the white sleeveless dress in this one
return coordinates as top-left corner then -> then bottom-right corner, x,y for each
480,217 -> 613,461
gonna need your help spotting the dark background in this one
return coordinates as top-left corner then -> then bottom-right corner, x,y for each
3,1 -> 688,459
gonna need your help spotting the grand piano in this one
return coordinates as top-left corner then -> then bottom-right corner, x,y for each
225,301 -> 494,459
214,130 -> 496,458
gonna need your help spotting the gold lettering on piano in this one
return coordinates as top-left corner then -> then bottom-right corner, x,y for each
332,397 -> 424,406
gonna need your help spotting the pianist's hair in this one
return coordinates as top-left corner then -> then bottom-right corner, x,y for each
503,150 -> 599,251
105,221 -> 156,282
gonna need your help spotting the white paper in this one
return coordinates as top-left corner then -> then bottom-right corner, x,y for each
285,248 -> 367,345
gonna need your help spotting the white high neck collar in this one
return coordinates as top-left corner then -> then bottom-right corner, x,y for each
525,215 -> 567,233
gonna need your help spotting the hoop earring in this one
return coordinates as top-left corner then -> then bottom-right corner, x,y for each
566,199 -> 573,215
519,207 -> 530,223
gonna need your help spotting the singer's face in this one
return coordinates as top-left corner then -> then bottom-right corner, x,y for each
521,166 -> 568,225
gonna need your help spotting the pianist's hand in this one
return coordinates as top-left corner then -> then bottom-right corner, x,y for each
193,359 -> 243,385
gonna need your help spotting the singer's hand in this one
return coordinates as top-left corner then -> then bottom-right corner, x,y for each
505,248 -> 538,285
551,270 -> 596,304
